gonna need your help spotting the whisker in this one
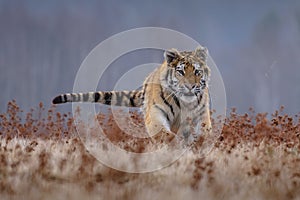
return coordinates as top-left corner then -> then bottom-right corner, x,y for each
164,90 -> 180,100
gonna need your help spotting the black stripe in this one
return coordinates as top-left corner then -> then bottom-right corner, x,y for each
130,97 -> 135,107
169,69 -> 173,79
63,94 -> 68,102
83,93 -> 89,101
123,92 -> 131,104
195,102 -> 206,112
142,84 -> 148,98
171,94 -> 180,108
104,92 -> 112,105
136,91 -> 143,106
52,95 -> 63,104
199,110 -> 206,116
71,93 -> 78,102
177,70 -> 184,76
197,94 -> 203,105
94,92 -> 100,102
154,104 -> 170,122
130,92 -> 137,107
137,90 -> 144,100
160,85 -> 174,116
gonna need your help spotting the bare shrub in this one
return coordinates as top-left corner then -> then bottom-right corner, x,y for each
0,101 -> 300,199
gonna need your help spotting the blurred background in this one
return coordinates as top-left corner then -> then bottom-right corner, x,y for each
1,0 -> 300,115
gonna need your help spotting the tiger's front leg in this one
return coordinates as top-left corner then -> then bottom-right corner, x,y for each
178,110 -> 212,145
200,106 -> 212,134
177,116 -> 201,145
144,105 -> 178,144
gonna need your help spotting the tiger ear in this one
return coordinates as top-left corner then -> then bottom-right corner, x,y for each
164,48 -> 180,64
194,46 -> 208,61
204,66 -> 211,78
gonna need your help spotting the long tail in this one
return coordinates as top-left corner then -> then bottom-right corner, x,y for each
52,90 -> 144,107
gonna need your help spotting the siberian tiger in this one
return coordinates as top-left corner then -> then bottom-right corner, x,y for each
52,46 -> 212,143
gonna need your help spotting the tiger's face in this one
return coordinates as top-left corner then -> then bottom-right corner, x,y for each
164,46 -> 210,101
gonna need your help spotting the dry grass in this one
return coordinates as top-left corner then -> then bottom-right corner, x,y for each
1,101 -> 300,200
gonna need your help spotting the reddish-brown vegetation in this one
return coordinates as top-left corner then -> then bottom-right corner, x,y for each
0,101 -> 300,199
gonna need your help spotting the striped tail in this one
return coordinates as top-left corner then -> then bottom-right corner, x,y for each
52,90 -> 144,107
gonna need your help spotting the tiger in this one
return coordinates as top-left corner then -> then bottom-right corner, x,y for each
52,46 -> 212,144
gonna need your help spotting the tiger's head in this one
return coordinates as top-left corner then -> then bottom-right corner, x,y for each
163,46 -> 210,101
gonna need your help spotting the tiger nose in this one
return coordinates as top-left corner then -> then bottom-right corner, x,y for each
186,84 -> 195,90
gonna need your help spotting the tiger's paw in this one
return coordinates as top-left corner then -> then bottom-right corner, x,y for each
150,129 -> 179,145
201,122 -> 212,134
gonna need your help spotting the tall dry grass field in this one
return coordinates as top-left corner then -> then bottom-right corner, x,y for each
0,101 -> 300,199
